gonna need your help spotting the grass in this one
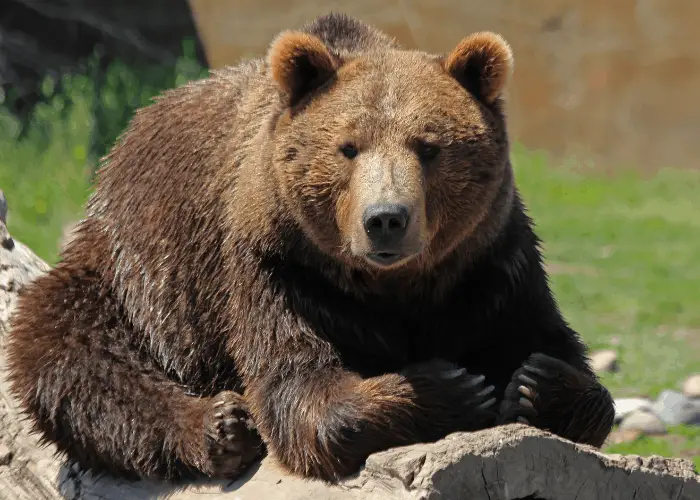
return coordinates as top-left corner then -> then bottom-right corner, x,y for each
0,76 -> 95,262
0,41 -> 207,263
513,147 -> 700,400
512,148 -> 700,470
0,59 -> 698,470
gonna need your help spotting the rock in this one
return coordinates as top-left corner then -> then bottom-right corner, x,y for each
607,428 -> 642,445
614,397 -> 654,424
620,409 -> 668,435
12,425 -> 692,500
652,390 -> 700,426
1,200 -> 699,499
683,374 -> 700,398
590,349 -> 619,374
0,218 -> 51,337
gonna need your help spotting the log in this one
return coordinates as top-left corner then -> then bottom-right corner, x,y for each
0,190 -> 698,499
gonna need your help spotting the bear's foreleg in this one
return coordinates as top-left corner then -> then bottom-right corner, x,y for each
6,267 -> 263,480
244,357 -> 497,482
498,352 -> 615,448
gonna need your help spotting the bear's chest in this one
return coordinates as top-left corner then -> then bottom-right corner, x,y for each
331,296 -> 503,377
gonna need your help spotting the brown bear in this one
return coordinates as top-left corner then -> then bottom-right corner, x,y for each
6,12 -> 614,483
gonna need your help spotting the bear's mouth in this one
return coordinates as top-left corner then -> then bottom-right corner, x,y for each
366,252 -> 403,267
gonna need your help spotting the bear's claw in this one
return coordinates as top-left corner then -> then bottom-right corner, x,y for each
203,391 -> 262,478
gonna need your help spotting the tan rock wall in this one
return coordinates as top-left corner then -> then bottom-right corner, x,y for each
188,0 -> 700,172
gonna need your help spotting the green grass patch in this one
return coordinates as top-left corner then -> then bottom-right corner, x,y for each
0,41 -> 207,263
513,146 -> 700,400
512,147 -> 699,469
1,77 -> 94,262
606,425 -> 700,470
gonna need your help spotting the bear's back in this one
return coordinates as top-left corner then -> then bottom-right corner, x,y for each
62,13 -> 399,387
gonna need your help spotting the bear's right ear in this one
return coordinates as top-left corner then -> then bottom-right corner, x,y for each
268,31 -> 340,107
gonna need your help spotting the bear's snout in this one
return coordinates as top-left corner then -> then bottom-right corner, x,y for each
362,203 -> 410,266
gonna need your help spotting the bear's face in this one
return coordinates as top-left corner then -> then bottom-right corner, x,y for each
268,30 -> 514,272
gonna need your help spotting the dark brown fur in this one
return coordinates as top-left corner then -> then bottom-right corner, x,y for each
6,13 -> 614,483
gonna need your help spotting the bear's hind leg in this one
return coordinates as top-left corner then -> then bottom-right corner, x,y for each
6,266 -> 263,480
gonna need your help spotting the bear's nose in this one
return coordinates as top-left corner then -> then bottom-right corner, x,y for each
362,203 -> 410,247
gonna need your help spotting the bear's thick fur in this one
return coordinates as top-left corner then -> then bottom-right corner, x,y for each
6,13 -> 614,483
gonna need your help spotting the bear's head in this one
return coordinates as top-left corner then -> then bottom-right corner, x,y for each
267,26 -> 514,273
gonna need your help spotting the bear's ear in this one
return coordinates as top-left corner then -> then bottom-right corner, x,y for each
443,32 -> 513,105
268,31 -> 340,107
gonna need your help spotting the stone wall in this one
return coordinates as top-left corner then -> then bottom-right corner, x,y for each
188,0 -> 700,172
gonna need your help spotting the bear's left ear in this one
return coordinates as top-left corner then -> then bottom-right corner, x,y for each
443,32 -> 514,105
268,31 -> 340,107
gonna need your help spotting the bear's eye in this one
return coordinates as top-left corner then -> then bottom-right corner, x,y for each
416,141 -> 441,161
340,143 -> 359,159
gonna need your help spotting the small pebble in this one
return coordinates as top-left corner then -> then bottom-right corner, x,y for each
619,409 -> 667,435
613,398 -> 653,424
590,349 -> 619,374
651,390 -> 700,426
607,428 -> 642,445
682,374 -> 700,398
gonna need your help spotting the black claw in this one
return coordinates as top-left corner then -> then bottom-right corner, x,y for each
476,385 -> 495,398
517,374 -> 538,387
461,374 -> 486,388
441,367 -> 467,379
519,397 -> 534,409
523,364 -> 552,379
477,397 -> 497,410
518,385 -> 536,399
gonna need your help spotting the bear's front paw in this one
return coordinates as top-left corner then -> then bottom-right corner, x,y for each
401,359 -> 498,433
202,391 -> 264,478
497,352 -> 585,429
